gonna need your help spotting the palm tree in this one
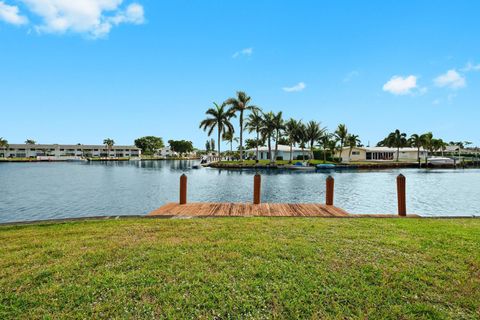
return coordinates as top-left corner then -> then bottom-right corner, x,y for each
222,130 -> 236,152
272,111 -> 284,162
420,132 -> 433,164
284,118 -> 301,163
327,138 -> 338,163
0,137 -> 8,158
409,134 -> 423,166
319,133 -> 333,163
103,138 -> 115,157
223,91 -> 258,161
334,124 -> 348,154
346,134 -> 361,161
25,139 -> 36,145
245,109 -> 263,163
199,102 -> 235,156
305,121 -> 325,161
296,122 -> 308,161
383,129 -> 407,162
260,112 -> 276,162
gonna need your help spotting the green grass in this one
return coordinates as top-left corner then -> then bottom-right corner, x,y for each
1,218 -> 479,319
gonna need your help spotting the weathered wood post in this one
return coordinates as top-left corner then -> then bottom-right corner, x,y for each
326,176 -> 334,206
253,173 -> 261,204
397,174 -> 406,216
179,174 -> 187,205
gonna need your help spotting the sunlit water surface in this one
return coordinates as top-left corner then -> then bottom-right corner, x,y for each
1,160 -> 479,222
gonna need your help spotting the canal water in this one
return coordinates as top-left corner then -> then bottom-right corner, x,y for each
1,160 -> 479,223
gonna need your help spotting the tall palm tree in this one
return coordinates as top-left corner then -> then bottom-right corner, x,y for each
284,118 -> 301,163
334,124 -> 348,154
260,111 -> 276,162
0,137 -> 8,158
272,111 -> 284,162
383,129 -> 407,162
347,134 -> 361,161
103,138 -> 115,157
245,109 -> 263,163
306,121 -> 325,161
409,134 -> 423,166
199,102 -> 235,156
223,91 -> 258,161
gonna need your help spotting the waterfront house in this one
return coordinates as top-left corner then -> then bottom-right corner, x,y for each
246,144 -> 308,161
337,146 -> 427,162
0,144 -> 141,159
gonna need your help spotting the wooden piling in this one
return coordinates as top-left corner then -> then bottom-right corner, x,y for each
326,176 -> 334,206
253,174 -> 261,204
179,174 -> 187,205
397,174 -> 406,216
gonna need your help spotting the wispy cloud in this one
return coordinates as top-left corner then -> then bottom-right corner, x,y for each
0,1 -> 28,25
382,75 -> 418,95
434,69 -> 466,89
343,70 -> 359,82
283,82 -> 306,92
0,0 -> 145,38
232,47 -> 253,58
461,62 -> 480,72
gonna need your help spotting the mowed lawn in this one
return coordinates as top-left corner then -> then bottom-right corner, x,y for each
1,218 -> 479,319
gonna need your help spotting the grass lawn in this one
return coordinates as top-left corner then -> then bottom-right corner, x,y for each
1,218 -> 479,319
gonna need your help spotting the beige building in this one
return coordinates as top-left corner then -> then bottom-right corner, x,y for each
337,146 -> 427,162
0,144 -> 141,159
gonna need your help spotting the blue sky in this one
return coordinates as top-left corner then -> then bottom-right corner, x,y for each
1,0 -> 479,148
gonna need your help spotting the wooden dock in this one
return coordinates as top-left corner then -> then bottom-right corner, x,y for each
148,203 -> 350,217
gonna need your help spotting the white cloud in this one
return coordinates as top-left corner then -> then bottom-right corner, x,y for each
232,47 -> 253,58
343,70 -> 359,82
432,99 -> 441,105
382,75 -> 418,95
8,0 -> 145,38
434,69 -> 466,89
461,62 -> 480,72
0,1 -> 28,25
283,82 -> 306,92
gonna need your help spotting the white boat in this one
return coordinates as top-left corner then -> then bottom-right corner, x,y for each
286,162 -> 315,171
427,157 -> 455,166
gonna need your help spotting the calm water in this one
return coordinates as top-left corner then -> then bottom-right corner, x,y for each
1,160 -> 479,223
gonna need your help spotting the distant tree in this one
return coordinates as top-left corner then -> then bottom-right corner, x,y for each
420,132 -> 433,163
296,121 -> 308,161
260,111 -> 277,162
168,140 -> 194,156
245,138 -> 264,150
224,91 -> 258,161
245,109 -> 264,162
205,140 -> 211,152
334,124 -> 348,153
134,136 -> 164,155
0,137 -> 8,157
103,138 -> 115,157
378,130 -> 407,162
210,138 -> 215,153
284,118 -> 301,163
222,130 -> 238,152
25,139 -> 36,144
408,134 -> 423,166
346,134 -> 361,161
319,133 -> 335,163
272,111 -> 284,162
199,102 -> 235,156
306,121 -> 325,160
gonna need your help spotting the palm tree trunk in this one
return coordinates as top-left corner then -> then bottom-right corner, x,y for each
239,110 -> 243,162
274,130 -> 279,163
289,142 -> 293,164
255,130 -> 259,163
417,147 -> 421,168
396,146 -> 400,162
217,129 -> 221,160
323,148 -> 327,163
267,136 -> 272,162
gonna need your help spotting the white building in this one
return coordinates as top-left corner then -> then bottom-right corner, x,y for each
157,146 -> 178,158
0,144 -> 141,159
337,146 -> 427,162
246,144 -> 309,161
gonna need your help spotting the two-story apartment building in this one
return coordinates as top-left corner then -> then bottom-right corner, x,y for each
0,144 -> 141,159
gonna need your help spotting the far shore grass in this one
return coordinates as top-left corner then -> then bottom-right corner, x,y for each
1,218 -> 479,319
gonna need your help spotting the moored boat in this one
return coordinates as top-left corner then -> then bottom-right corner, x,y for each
427,157 -> 455,166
